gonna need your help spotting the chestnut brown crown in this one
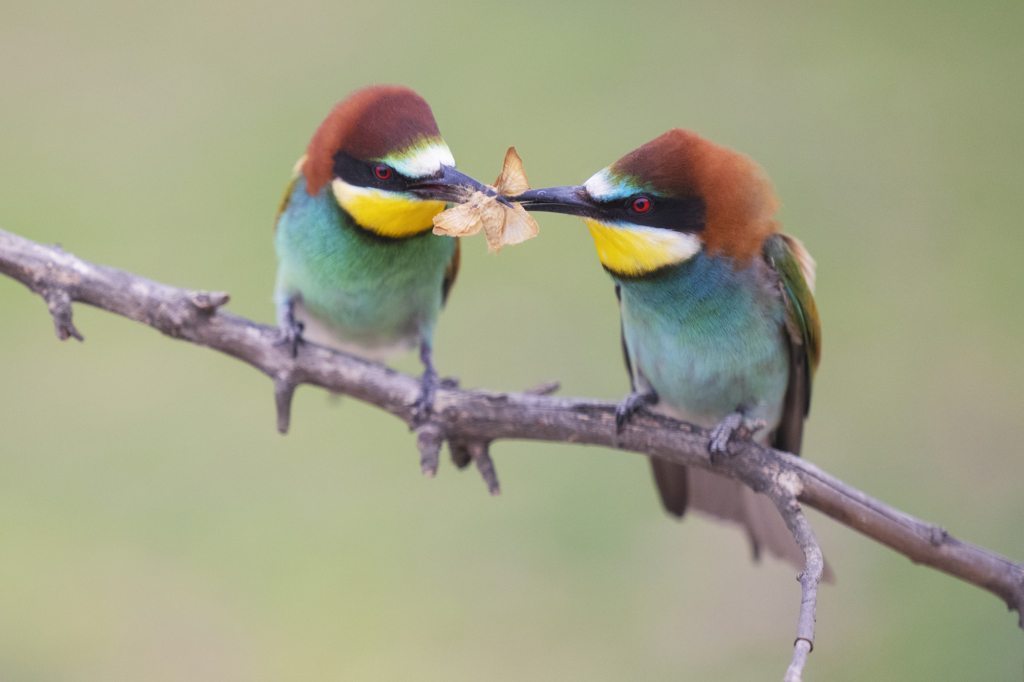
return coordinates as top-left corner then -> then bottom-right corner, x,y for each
303,85 -> 443,194
608,129 -> 781,263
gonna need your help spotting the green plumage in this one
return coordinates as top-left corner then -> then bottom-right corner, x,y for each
617,251 -> 792,428
274,176 -> 456,354
621,238 -> 822,571
762,233 -> 821,453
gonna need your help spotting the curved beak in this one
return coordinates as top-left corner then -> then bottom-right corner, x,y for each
408,165 -> 498,203
510,186 -> 599,219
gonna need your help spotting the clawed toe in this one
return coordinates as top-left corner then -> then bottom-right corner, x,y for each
413,376 -> 456,421
411,394 -> 433,424
614,404 -> 633,434
411,372 -> 438,425
615,391 -> 658,435
708,412 -> 765,462
274,321 -> 305,358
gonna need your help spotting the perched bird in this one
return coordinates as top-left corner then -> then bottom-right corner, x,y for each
274,85 -> 495,417
515,130 -> 824,572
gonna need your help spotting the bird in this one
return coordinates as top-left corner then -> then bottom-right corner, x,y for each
274,85 -> 496,419
514,129 -> 825,573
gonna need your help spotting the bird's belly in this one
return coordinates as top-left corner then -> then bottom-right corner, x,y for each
624,314 -> 789,436
299,275 -> 435,343
275,190 -> 455,355
293,301 -> 418,360
283,256 -> 448,356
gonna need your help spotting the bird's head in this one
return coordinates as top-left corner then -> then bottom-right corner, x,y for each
514,129 -> 780,277
301,85 -> 493,238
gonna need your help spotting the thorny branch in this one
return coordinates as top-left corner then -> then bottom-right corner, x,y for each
2,227 -> 1022,680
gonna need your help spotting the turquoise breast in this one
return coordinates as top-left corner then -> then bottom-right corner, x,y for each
274,178 -> 456,350
617,252 -> 790,425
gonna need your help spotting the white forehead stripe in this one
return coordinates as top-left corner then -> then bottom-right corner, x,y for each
584,169 -> 617,200
584,168 -> 646,201
385,142 -> 456,179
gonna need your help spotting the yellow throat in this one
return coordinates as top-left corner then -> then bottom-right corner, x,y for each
585,219 -> 702,276
332,178 -> 447,238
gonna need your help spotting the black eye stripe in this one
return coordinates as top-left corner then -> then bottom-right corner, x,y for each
597,194 -> 706,233
333,151 -> 416,190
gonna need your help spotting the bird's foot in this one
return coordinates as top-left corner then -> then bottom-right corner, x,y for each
411,367 -> 438,425
615,390 -> 658,435
411,341 -> 442,425
274,319 -> 305,358
708,412 -> 766,463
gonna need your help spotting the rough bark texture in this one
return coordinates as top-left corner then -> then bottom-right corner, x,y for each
2,227 -> 1023,679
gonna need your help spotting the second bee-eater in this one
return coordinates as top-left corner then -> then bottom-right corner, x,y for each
274,85 -> 494,418
515,130 -> 824,571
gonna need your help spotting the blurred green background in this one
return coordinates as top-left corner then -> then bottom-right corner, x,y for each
1,0 -> 1023,679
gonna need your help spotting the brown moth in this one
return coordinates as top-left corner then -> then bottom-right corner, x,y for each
432,147 -> 539,252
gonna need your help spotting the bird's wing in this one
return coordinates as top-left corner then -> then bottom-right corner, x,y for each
275,156 -> 306,232
680,236 -> 829,577
762,233 -> 821,456
441,238 -> 461,307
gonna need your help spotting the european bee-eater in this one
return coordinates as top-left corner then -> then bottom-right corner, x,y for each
274,85 -> 494,418
515,129 -> 823,571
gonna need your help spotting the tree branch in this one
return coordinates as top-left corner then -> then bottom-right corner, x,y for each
775,493 -> 824,682
2,226 -> 1022,679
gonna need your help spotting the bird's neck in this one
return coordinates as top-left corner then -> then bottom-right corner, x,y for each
615,251 -> 780,327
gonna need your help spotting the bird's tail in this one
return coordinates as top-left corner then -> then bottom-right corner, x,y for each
651,461 -> 834,582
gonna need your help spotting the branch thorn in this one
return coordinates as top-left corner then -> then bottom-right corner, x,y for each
524,380 -> 560,396
449,437 -> 472,470
43,288 -> 83,341
416,422 -> 444,477
469,440 -> 500,496
190,290 -> 230,311
274,374 -> 297,434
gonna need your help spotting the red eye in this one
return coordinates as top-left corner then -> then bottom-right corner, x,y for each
374,165 -> 392,180
632,197 -> 651,213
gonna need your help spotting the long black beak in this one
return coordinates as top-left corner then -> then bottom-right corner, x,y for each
510,186 -> 599,219
408,165 -> 499,204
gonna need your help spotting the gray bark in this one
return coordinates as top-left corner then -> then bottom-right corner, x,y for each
2,226 -> 1022,680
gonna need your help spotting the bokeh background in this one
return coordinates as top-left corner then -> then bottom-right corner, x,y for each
2,1 -> 1023,679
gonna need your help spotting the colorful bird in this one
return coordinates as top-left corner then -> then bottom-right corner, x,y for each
274,86 -> 495,419
514,129 -> 823,571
